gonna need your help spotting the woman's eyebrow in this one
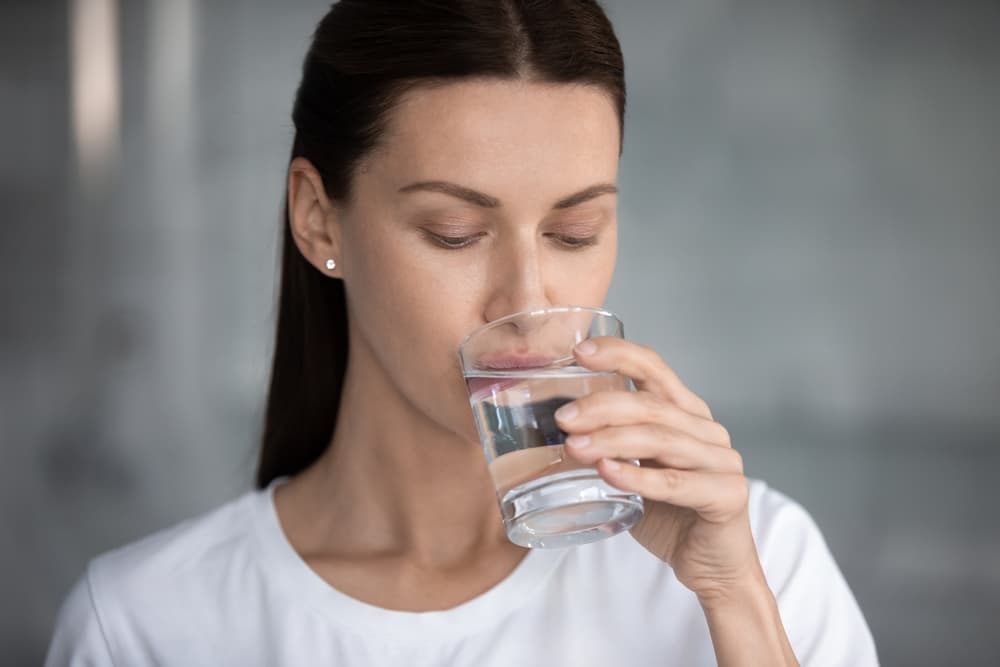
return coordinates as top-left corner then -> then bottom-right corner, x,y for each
399,181 -> 500,207
552,183 -> 618,209
398,181 -> 618,209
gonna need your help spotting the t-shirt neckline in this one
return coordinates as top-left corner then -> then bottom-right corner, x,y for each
252,476 -> 570,642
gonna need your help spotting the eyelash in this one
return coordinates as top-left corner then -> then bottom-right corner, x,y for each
428,232 -> 598,250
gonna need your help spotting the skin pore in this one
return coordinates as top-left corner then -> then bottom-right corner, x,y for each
275,79 -> 621,611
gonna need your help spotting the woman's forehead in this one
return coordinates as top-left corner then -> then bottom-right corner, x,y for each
370,79 -> 621,186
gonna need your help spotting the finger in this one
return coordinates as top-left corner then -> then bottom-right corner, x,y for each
598,461 -> 749,523
572,336 -> 713,419
555,390 -> 731,447
563,424 -> 743,473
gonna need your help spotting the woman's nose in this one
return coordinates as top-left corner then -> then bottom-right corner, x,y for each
482,242 -> 553,324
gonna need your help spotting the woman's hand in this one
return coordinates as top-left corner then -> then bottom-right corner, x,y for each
555,335 -> 801,665
556,336 -> 760,602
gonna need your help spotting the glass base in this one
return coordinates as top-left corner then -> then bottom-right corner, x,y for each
500,469 -> 644,548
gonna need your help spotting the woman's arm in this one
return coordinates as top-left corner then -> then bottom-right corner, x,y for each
698,563 -> 798,667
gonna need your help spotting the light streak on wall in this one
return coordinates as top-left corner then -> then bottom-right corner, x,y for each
69,0 -> 120,192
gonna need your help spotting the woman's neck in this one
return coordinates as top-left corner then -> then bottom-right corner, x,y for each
276,340 -> 514,569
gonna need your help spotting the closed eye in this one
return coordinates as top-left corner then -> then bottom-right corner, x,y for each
425,232 -> 485,249
549,234 -> 599,249
424,231 -> 598,250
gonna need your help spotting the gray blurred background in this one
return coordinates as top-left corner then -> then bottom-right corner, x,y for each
2,0 -> 998,664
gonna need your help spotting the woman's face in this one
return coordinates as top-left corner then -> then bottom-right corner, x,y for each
333,79 -> 621,440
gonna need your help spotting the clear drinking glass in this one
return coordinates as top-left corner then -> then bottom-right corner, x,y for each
458,305 -> 644,548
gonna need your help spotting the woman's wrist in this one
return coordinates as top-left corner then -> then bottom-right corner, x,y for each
696,567 -> 799,667
694,561 -> 770,611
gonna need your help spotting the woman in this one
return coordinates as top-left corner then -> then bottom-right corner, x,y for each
47,1 -> 878,665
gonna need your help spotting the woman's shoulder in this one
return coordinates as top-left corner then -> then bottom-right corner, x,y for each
745,479 -> 879,664
46,487 -> 267,665
746,477 -> 815,537
90,486 -> 262,586
744,478 -> 833,578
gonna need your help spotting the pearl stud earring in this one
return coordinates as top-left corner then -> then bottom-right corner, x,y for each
325,259 -> 337,270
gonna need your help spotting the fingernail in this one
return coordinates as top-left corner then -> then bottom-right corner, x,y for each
554,404 -> 578,422
602,458 -> 621,471
575,340 -> 598,356
565,435 -> 590,449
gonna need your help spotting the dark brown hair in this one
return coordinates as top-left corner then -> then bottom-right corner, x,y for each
256,0 -> 626,488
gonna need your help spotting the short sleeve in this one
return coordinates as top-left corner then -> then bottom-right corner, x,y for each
45,566 -> 116,667
751,483 -> 880,666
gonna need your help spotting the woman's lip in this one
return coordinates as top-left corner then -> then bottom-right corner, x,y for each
476,352 -> 555,370
464,353 -> 556,399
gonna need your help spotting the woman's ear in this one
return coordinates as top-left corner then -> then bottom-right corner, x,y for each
287,157 -> 342,277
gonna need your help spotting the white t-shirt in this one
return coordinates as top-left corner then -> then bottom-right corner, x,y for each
46,478 -> 878,666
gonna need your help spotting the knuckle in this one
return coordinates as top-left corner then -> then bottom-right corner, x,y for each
645,392 -> 672,418
637,389 -> 662,411
684,395 -> 712,420
643,343 -> 664,363
715,423 -> 732,447
728,448 -> 744,473
660,468 -> 685,492
638,344 -> 666,370
621,422 -> 646,443
655,423 -> 679,444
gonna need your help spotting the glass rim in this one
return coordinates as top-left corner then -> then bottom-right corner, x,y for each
457,305 -> 622,352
